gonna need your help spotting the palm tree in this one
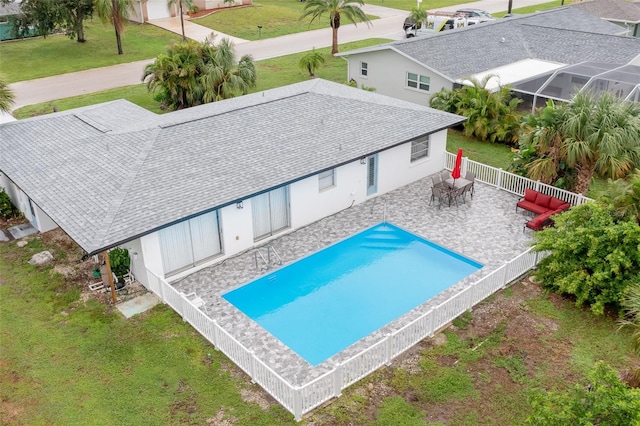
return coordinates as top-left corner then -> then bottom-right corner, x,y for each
142,37 -> 256,110
519,100 -> 567,184
563,92 -> 640,195
300,0 -> 371,55
167,0 -> 195,41
600,170 -> 640,224
0,76 -> 15,113
94,0 -> 135,55
408,6 -> 427,30
299,48 -> 326,77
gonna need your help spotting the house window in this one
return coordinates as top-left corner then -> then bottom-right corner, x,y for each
361,62 -> 368,77
410,136 -> 430,162
318,169 -> 336,191
407,72 -> 430,91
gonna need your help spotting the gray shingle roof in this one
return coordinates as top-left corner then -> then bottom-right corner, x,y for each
571,0 -> 640,23
0,79 -> 464,255
340,7 -> 640,81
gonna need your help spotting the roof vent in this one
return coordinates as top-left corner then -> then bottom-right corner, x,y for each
500,37 -> 506,43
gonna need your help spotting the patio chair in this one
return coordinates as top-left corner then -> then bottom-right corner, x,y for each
123,270 -> 135,286
183,292 -> 209,315
431,174 -> 443,187
429,185 -> 449,208
464,171 -> 476,197
448,186 -> 463,207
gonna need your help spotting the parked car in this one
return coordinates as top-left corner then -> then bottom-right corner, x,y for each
455,8 -> 495,22
403,16 -> 421,30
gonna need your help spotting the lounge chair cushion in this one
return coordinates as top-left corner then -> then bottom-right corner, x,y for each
524,189 -> 537,202
526,211 -> 554,230
549,197 -> 566,211
535,193 -> 552,209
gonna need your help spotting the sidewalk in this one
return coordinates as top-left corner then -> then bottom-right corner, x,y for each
8,0 -> 557,111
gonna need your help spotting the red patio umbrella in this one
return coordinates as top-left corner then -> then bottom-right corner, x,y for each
451,148 -> 463,185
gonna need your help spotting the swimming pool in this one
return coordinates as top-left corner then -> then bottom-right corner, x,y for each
223,223 -> 482,366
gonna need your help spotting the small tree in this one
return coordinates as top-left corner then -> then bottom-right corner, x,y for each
527,361 -> 640,425
300,0 -> 371,55
408,6 -> 427,29
430,76 -> 522,145
298,48 -> 325,77
94,0 -> 135,55
167,0 -> 195,41
0,76 -> 15,113
143,37 -> 257,110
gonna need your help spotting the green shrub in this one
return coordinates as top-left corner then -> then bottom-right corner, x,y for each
527,361 -> 640,425
108,247 -> 130,279
533,202 -> 640,315
0,187 -> 20,219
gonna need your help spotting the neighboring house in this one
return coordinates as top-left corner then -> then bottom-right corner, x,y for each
130,0 -> 251,23
338,7 -> 640,109
0,79 -> 464,285
571,0 -> 640,37
0,2 -> 19,40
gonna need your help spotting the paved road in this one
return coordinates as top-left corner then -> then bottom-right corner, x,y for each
8,0 -> 557,111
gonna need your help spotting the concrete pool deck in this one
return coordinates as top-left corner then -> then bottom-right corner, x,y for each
172,173 -> 533,386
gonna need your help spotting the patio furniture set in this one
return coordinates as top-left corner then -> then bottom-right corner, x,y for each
517,188 -> 571,231
429,170 -> 476,208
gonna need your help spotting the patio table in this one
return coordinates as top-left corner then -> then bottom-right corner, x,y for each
444,177 -> 473,206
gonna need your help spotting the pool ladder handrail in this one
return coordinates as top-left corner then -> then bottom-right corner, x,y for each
254,250 -> 269,271
267,245 -> 283,267
254,245 -> 283,271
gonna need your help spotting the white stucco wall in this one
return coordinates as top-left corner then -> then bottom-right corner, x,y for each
122,239 -> 148,288
219,203 -> 253,255
376,129 -> 447,195
0,173 -> 57,232
290,161 -> 365,229
346,49 -> 454,107
140,232 -> 164,279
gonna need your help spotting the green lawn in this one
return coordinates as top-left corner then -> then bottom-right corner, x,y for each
12,38 -> 391,119
192,0 -> 477,40
0,22 -> 181,83
447,130 -> 515,170
492,0 -> 564,17
0,238 -> 296,425
193,0 -> 375,40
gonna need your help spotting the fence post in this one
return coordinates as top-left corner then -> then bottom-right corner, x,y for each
250,351 -> 257,383
158,277 -> 166,303
180,293 -> 187,321
211,319 -> 219,350
427,308 -> 435,337
294,388 -> 302,422
501,262 -> 510,288
332,363 -> 343,397
385,333 -> 393,366
534,180 -> 541,192
496,169 -> 503,190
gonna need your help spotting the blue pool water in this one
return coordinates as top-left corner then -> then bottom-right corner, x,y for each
223,223 -> 482,366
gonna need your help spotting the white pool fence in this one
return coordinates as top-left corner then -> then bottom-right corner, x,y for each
142,154 -> 588,421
